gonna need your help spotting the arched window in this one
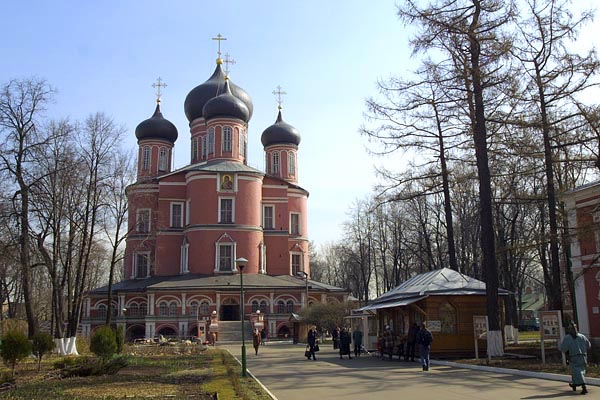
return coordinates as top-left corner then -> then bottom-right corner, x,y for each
286,300 -> 294,313
140,303 -> 147,316
259,300 -> 268,314
277,300 -> 285,314
440,302 -> 457,334
208,128 -> 215,154
190,303 -> 198,317
223,127 -> 232,152
191,138 -> 198,160
272,152 -> 280,174
169,303 -> 178,316
159,302 -> 168,316
288,152 -> 296,175
158,147 -> 167,171
252,300 -> 259,313
201,136 -> 207,159
98,304 -> 107,318
129,303 -> 139,317
142,146 -> 150,171
199,301 -> 210,316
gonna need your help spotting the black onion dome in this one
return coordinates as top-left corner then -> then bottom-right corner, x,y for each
261,110 -> 301,147
202,80 -> 250,122
135,103 -> 178,143
184,63 -> 253,122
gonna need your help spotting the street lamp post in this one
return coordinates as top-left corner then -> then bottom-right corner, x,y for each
236,257 -> 248,377
296,271 -> 309,308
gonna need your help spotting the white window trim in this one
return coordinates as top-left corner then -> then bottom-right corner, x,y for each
136,208 -> 151,233
223,126 -> 232,153
263,205 -> 274,229
214,242 -> 237,272
170,202 -> 184,228
158,147 -> 167,171
132,251 -> 151,279
142,146 -> 151,171
260,242 -> 266,274
288,152 -> 296,175
180,241 -> 189,274
290,252 -> 303,275
290,212 -> 301,235
218,197 -> 235,223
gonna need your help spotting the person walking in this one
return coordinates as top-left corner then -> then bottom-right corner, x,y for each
353,326 -> 363,357
260,328 -> 267,346
253,329 -> 261,355
339,327 -> 353,359
332,326 -> 340,350
416,322 -> 433,371
405,323 -> 419,362
559,322 -> 591,395
306,326 -> 318,361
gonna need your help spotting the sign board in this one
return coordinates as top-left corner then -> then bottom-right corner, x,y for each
427,320 -> 441,332
540,311 -> 561,339
473,315 -> 489,361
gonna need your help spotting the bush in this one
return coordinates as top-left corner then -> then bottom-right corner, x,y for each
115,325 -> 124,354
31,332 -> 55,371
0,330 -> 32,375
90,326 -> 117,361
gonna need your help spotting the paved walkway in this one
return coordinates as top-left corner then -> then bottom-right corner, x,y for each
223,342 -> 597,399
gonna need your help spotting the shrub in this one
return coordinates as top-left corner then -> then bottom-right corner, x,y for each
31,332 -> 55,371
90,326 -> 117,361
0,330 -> 32,375
115,325 -> 124,354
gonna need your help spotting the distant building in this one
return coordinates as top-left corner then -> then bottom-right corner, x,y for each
562,180 -> 600,345
81,52 -> 349,341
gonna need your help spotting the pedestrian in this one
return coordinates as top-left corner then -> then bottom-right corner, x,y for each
332,326 -> 340,350
253,329 -> 261,355
353,326 -> 363,357
306,326 -> 318,360
559,322 -> 591,395
416,322 -> 433,371
260,328 -> 267,345
405,323 -> 419,362
339,327 -> 352,359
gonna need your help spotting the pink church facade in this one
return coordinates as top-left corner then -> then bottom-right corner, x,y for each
81,58 -> 349,341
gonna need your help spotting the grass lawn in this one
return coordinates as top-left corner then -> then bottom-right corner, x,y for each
0,344 -> 272,400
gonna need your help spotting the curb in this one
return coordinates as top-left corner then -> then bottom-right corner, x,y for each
432,360 -> 600,387
225,348 -> 279,400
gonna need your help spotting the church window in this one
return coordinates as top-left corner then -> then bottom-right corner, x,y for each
186,200 -> 191,225
263,205 -> 274,229
288,152 -> 296,175
218,244 -> 233,271
201,136 -> 207,159
136,209 -> 151,233
259,300 -> 268,313
129,303 -> 139,317
142,146 -> 150,171
208,128 -> 215,154
291,253 -> 302,275
290,213 -> 300,235
199,301 -> 210,315
223,127 -> 232,152
180,239 -> 189,273
252,300 -> 259,312
98,304 -> 107,319
140,303 -> 147,316
171,203 -> 183,228
134,252 -> 150,278
158,147 -> 167,171
192,138 -> 199,160
440,302 -> 457,334
158,302 -> 168,316
272,152 -> 280,174
239,130 -> 245,159
277,300 -> 285,314
219,198 -> 234,223
169,303 -> 178,316
190,303 -> 198,317
286,300 -> 294,313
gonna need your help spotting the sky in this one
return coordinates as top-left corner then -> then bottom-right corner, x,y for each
1,0 -> 598,248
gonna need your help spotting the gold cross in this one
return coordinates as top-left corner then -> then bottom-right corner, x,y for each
152,77 -> 167,103
223,53 -> 236,77
272,85 -> 287,110
212,33 -> 227,59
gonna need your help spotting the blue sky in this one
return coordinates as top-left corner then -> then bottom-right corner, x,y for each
2,1 -> 597,248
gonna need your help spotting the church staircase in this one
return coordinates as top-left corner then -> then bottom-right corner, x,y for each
216,320 -> 254,343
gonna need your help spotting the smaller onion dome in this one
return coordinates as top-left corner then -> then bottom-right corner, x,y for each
135,103 -> 178,143
261,109 -> 301,147
202,80 -> 250,122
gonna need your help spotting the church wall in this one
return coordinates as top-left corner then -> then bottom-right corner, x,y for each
155,233 -> 184,275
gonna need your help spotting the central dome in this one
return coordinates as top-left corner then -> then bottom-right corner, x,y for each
184,63 -> 253,123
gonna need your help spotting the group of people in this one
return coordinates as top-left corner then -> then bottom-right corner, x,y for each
252,328 -> 268,355
331,326 -> 364,359
376,323 -> 432,370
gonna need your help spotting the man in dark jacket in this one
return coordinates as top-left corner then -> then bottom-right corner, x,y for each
339,327 -> 353,359
416,322 -> 433,371
405,323 -> 419,361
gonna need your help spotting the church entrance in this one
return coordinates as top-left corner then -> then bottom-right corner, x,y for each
220,298 -> 240,321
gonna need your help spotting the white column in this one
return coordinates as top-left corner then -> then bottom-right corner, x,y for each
181,293 -> 187,315
119,294 -> 126,316
216,293 -> 221,316
149,293 -> 155,316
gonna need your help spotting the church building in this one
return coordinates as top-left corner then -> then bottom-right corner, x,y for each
81,44 -> 349,341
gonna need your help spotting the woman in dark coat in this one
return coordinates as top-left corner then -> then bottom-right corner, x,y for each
306,326 -> 317,360
339,327 -> 352,359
